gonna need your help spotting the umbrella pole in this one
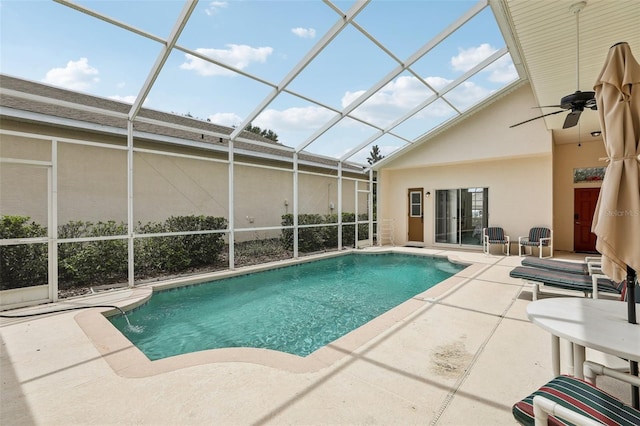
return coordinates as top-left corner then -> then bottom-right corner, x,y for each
628,265 -> 637,325
627,266 -> 638,409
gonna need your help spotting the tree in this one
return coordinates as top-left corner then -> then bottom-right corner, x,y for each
367,145 -> 384,165
246,124 -> 279,143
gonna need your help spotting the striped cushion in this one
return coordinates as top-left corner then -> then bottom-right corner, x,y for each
526,227 -> 551,244
520,240 -> 544,247
520,227 -> 551,247
521,258 -> 588,275
509,266 -> 622,295
513,375 -> 640,426
486,227 -> 507,242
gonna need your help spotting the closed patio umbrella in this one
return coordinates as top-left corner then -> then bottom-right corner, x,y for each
592,41 -> 640,408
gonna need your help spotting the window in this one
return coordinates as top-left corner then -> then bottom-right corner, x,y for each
435,188 -> 488,246
410,191 -> 422,217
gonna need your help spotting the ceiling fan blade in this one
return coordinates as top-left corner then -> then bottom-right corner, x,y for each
509,109 -> 565,128
563,110 -> 582,128
535,104 -> 563,109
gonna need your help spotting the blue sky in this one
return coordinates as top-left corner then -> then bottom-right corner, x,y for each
0,0 -> 518,164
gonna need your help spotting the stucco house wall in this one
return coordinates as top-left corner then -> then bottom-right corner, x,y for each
1,119 -> 367,242
377,84 -> 554,249
552,138 -> 606,251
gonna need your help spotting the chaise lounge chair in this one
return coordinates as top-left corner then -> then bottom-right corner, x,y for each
513,361 -> 640,426
509,265 -> 622,300
520,256 -> 602,275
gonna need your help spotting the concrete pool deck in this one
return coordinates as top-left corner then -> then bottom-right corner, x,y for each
1,247 -> 632,425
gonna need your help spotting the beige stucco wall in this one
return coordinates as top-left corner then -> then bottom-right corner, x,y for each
0,134 -> 52,223
384,84 -> 552,169
133,151 -> 229,224
379,156 -> 552,247
378,84 -> 554,249
0,162 -> 49,223
1,123 -> 368,241
59,142 -> 128,224
552,138 -> 606,251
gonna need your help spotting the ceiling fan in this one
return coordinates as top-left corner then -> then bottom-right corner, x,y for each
510,1 -> 597,129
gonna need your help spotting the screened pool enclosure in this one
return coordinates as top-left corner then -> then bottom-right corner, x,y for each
0,0 -> 519,308
1,112 -> 373,308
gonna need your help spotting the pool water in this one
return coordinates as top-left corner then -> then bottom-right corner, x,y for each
110,253 -> 465,359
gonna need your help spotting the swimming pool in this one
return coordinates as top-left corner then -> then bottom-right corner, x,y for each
110,253 -> 465,360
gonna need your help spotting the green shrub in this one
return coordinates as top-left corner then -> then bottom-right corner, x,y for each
234,236 -> 291,268
1,214 -> 227,291
58,221 -> 128,288
1,211 -> 371,292
135,215 -> 227,278
280,213 -> 326,252
165,215 -> 227,267
280,212 -> 371,252
0,216 -> 48,290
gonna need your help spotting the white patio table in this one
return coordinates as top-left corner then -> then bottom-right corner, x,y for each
527,297 -> 640,379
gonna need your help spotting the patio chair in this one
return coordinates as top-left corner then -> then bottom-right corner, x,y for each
482,227 -> 510,256
521,256 -> 602,275
518,227 -> 553,258
513,361 -> 640,426
509,266 -> 623,300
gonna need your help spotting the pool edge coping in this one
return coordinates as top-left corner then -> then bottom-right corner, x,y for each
75,248 -> 487,377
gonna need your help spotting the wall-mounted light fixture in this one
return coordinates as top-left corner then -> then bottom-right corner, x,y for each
590,131 -> 602,137
425,191 -> 431,198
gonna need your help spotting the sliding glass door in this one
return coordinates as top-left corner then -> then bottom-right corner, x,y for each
435,188 -> 487,246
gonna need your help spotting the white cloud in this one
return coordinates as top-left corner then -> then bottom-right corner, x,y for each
180,45 -> 273,76
445,81 -> 492,109
451,43 -> 498,72
343,76 -> 444,111
336,51 -> 509,128
291,27 -> 316,38
207,112 -> 243,127
254,105 -> 335,132
425,76 -> 452,91
205,1 -> 228,16
416,98 -> 457,119
341,90 -> 365,108
484,55 -> 518,83
340,75 -> 437,126
42,57 -> 99,91
108,95 -> 137,104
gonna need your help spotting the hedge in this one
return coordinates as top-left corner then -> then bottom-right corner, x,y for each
0,216 -> 48,289
1,212 -> 372,291
281,213 -> 370,252
0,215 -> 227,291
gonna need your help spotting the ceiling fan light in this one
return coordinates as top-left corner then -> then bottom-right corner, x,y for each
591,131 -> 602,137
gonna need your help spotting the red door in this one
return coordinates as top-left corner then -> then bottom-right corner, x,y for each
574,188 -> 600,253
